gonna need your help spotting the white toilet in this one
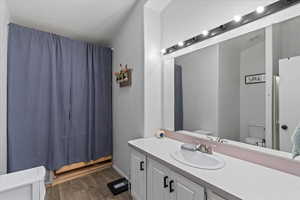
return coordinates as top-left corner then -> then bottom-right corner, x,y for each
245,124 -> 265,147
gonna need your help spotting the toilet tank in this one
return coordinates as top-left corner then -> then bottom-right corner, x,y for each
193,129 -> 213,136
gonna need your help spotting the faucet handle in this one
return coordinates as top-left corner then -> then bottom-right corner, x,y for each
219,139 -> 227,144
197,144 -> 205,152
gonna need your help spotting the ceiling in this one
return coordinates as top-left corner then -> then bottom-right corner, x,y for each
7,0 -> 137,45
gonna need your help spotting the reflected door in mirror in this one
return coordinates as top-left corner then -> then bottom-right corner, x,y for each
279,56 -> 300,152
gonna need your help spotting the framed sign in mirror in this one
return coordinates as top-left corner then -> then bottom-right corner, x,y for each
245,73 -> 266,84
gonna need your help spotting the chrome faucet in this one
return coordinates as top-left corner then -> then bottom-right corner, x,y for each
197,144 -> 213,154
207,136 -> 226,144
216,137 -> 227,144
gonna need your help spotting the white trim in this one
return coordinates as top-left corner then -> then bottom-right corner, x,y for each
265,26 -> 274,149
0,0 -> 10,175
162,58 -> 175,130
163,3 -> 300,59
0,166 -> 46,200
144,6 -> 163,138
145,0 -> 172,12
112,164 -> 129,180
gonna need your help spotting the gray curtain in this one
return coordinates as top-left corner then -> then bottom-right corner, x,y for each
174,65 -> 183,131
7,24 -> 112,172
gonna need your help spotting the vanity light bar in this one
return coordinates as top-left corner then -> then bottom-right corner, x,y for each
162,0 -> 300,55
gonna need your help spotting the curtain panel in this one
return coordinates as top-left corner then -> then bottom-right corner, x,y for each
7,24 -> 112,172
174,64 -> 183,131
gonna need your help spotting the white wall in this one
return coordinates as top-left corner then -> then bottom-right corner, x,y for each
144,5 -> 162,138
161,0 -> 277,48
270,15 -> 300,75
218,41 -> 241,141
112,0 -> 146,177
278,16 -> 300,59
240,42 -> 266,141
176,45 -> 219,135
0,0 -> 9,175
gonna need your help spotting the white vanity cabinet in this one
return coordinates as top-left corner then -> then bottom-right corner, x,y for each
171,172 -> 205,200
130,148 -> 205,200
147,158 -> 170,200
130,149 -> 147,200
147,158 -> 204,200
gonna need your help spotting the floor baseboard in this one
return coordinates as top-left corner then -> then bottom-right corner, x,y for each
112,164 -> 128,180
55,155 -> 112,175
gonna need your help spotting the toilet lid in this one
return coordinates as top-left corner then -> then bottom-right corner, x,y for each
194,130 -> 212,135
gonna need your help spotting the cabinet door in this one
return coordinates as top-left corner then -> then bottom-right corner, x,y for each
130,149 -> 146,200
147,159 -> 170,200
171,172 -> 205,200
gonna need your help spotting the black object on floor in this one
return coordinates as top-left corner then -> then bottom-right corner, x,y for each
107,178 -> 129,195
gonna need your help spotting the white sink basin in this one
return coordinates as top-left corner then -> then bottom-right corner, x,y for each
171,149 -> 225,170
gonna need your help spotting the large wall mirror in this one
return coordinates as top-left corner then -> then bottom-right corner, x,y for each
164,15 -> 300,159
174,28 -> 266,145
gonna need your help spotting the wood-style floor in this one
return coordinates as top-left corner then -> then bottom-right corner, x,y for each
46,168 -> 131,200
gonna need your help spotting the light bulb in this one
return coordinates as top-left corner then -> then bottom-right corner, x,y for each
202,30 -> 209,36
161,49 -> 167,54
178,41 -> 184,47
234,15 -> 242,22
256,6 -> 265,14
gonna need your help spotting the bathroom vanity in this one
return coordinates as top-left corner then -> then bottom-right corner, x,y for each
130,149 -> 204,200
129,137 -> 300,200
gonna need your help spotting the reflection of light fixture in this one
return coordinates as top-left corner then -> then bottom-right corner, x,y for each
178,41 -> 184,47
219,25 -> 226,30
163,1 -> 300,55
234,15 -> 242,22
256,6 -> 265,14
202,30 -> 209,36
